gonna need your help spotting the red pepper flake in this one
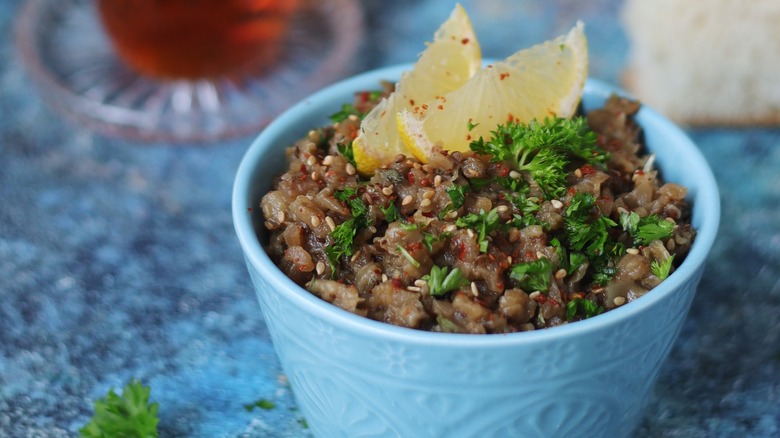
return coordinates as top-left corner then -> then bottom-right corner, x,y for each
466,134 -> 472,141
421,104 -> 429,110
580,164 -> 597,176
635,169 -> 645,176
246,207 -> 253,213
525,250 -> 536,260
497,165 -> 510,177
500,72 -> 510,80
422,211 -> 434,218
437,104 -> 444,110
461,38 -> 470,45
420,178 -> 431,187
458,242 -> 467,261
391,278 -> 404,289
496,281 -> 505,290
409,99 -> 415,106
325,170 -> 337,177
359,91 -> 370,103
497,193 -> 506,200
406,171 -> 416,184
533,294 -> 547,304
299,164 -> 307,172
548,297 -> 561,307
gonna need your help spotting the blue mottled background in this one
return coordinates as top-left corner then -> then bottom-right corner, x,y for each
1,0 -> 779,436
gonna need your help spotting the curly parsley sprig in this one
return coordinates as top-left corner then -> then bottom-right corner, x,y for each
469,117 -> 607,197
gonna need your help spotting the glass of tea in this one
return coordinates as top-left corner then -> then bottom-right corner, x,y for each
15,0 -> 364,143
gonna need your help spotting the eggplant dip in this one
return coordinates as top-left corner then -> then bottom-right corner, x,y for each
258,89 -> 695,334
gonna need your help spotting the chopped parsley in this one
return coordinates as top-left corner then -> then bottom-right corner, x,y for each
620,211 -> 676,246
396,244 -> 420,268
337,142 -> 357,168
439,183 -> 469,219
509,258 -> 553,292
422,231 -> 449,252
566,298 -> 604,321
423,265 -> 469,297
329,103 -> 363,123
326,188 -> 370,275
651,255 -> 675,280
380,202 -> 400,222
455,208 -> 500,252
469,117 -> 607,197
564,192 -> 617,256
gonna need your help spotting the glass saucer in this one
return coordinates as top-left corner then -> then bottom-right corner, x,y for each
14,0 -> 364,144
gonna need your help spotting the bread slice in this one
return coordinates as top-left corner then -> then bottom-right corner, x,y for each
621,0 -> 780,126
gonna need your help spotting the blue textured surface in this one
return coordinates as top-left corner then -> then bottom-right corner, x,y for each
1,0 -> 779,437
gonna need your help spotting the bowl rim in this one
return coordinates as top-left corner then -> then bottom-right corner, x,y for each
232,63 -> 720,347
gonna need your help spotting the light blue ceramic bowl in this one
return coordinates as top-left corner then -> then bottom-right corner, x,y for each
232,64 -> 720,438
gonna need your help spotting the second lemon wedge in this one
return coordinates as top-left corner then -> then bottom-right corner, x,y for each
398,22 -> 588,163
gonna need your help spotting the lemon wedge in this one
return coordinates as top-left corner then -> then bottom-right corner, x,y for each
398,21 -> 588,162
353,4 -> 481,175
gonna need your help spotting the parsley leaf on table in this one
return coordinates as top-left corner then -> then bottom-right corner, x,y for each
79,379 -> 159,438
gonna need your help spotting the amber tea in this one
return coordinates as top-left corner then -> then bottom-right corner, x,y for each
97,0 -> 301,79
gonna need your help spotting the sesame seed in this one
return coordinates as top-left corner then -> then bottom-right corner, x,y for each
555,268 -> 567,279
420,198 -> 432,208
666,239 -> 676,251
322,155 -> 333,166
348,114 -> 359,121
466,229 -> 475,238
350,251 -> 361,263
412,162 -> 422,170
422,164 -> 432,173
574,168 -> 583,178
444,224 -> 457,233
311,216 -> 321,227
617,207 -> 629,215
445,210 -> 458,220
346,163 -> 356,176
496,205 -> 509,213
381,274 -> 389,282
414,279 -> 427,287
434,175 -> 442,187
306,155 -> 316,166
276,211 -> 285,223
402,195 -> 413,206
381,185 -> 394,196
519,323 -> 535,331
509,170 -> 522,179
536,251 -> 546,259
665,217 -> 676,223
307,130 -> 317,138
311,172 -> 319,181
626,248 -> 640,255
315,262 -> 325,275
529,291 -> 541,299
507,256 -> 512,264
614,296 -> 626,306
407,286 -> 422,292
325,216 -> 336,231
423,190 -> 435,199
470,282 -> 479,296
551,199 -> 564,209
